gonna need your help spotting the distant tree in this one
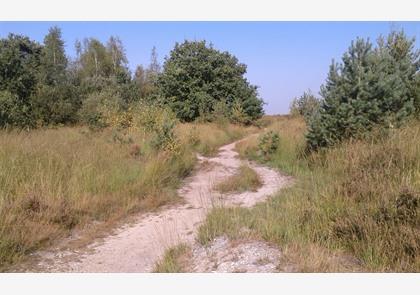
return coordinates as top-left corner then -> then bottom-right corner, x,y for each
140,46 -> 161,98
289,90 -> 320,122
134,65 -> 147,97
75,37 -> 135,104
156,40 -> 264,122
39,26 -> 67,85
32,26 -> 80,125
147,46 -> 160,80
107,36 -> 130,83
78,38 -> 113,80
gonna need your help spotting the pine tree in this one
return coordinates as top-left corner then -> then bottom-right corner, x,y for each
144,46 -> 161,96
39,26 -> 67,85
306,30 -> 419,151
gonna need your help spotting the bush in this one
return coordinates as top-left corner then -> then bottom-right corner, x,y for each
211,99 -> 230,126
230,99 -> 252,125
150,113 -> 179,153
130,103 -> 180,153
0,90 -> 34,128
289,90 -> 320,123
78,88 -> 124,129
32,84 -> 79,125
257,131 -> 279,160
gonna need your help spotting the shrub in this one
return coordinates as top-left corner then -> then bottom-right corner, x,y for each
150,114 -> 179,153
257,131 -> 280,160
78,88 -> 124,129
0,90 -> 34,128
212,99 -> 230,125
289,90 -> 321,123
230,99 -> 252,125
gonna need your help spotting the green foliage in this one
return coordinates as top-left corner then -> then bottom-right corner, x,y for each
415,72 -> 420,117
39,26 -> 68,85
230,98 -> 252,125
150,113 -> 178,152
258,131 -> 280,160
156,40 -> 264,122
133,47 -> 161,100
0,90 -> 33,128
289,90 -> 321,123
306,30 -> 419,151
130,102 -> 180,152
212,99 -> 230,124
78,87 -> 125,129
32,83 -> 79,125
0,34 -> 42,127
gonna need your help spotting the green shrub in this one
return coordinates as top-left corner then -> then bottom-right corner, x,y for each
230,99 -> 252,125
258,131 -> 280,160
0,90 -> 34,128
150,113 -> 178,152
78,88 -> 124,129
289,90 -> 321,123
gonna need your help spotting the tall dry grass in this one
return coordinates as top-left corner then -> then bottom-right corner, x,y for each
0,122 -> 253,269
199,116 -> 420,272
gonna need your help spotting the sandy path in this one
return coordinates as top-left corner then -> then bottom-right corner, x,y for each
19,136 -> 291,272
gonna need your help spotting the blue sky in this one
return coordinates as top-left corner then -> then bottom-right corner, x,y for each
1,22 -> 419,114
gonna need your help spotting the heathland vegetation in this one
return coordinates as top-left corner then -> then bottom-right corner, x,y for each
1,26 -> 419,272
0,27 -> 261,268
197,30 -> 420,272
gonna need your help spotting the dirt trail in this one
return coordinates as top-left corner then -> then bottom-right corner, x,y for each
18,136 -> 291,272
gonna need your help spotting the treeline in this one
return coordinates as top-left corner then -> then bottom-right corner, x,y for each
290,30 -> 419,151
0,27 -> 264,129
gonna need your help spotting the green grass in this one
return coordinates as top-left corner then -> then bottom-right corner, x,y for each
153,244 -> 190,273
215,164 -> 262,194
199,116 -> 420,272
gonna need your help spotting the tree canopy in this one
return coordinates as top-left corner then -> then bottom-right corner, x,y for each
156,40 -> 264,122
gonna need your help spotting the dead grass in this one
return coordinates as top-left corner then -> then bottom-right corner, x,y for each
215,164 -> 262,194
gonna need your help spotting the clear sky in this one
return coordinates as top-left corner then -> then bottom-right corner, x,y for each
0,22 -> 419,114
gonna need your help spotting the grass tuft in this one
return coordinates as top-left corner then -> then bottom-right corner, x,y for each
153,244 -> 190,273
215,164 -> 262,194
